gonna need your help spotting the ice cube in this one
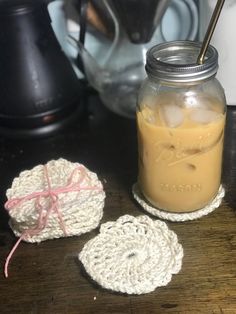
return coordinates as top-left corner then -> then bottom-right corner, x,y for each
178,92 -> 211,110
180,93 -> 198,108
146,115 -> 156,125
197,96 -> 214,110
190,109 -> 222,124
161,104 -> 184,128
141,106 -> 157,125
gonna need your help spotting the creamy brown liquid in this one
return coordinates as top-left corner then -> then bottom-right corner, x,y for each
137,100 -> 225,212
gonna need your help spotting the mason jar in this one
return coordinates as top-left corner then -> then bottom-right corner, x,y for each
137,41 -> 226,213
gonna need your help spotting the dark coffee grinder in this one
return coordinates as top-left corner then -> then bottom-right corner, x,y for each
0,0 -> 82,137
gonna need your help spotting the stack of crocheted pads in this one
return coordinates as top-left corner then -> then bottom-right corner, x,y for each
79,215 -> 183,294
5,158 -> 105,243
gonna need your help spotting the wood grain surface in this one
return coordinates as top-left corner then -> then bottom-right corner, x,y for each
0,92 -> 236,314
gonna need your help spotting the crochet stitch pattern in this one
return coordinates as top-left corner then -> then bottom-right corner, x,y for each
4,158 -> 105,277
79,215 -> 183,295
132,183 -> 225,222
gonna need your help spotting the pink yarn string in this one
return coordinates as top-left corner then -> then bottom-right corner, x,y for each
4,164 -> 102,278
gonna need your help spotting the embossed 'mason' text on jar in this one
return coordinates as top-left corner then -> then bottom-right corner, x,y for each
137,41 -> 226,213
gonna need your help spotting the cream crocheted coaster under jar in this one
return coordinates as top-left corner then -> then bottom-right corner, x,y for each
79,215 -> 183,295
132,183 -> 225,222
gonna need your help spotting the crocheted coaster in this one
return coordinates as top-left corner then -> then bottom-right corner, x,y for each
132,183 -> 225,222
5,158 -> 105,243
79,215 -> 183,295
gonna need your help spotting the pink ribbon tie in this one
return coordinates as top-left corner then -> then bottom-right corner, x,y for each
4,164 -> 102,278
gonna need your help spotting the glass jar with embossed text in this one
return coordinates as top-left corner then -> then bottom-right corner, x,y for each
137,41 -> 226,213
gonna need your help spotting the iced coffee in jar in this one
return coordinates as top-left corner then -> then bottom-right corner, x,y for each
137,41 -> 226,213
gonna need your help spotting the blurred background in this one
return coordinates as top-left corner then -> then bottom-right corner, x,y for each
60,0 -> 200,118
0,0 -> 235,138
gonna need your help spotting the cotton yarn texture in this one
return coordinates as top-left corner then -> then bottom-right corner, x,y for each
79,215 -> 183,295
5,158 -> 105,243
132,183 -> 225,222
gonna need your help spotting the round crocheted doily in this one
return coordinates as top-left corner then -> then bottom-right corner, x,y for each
79,215 -> 183,295
6,158 -> 105,243
132,183 -> 225,222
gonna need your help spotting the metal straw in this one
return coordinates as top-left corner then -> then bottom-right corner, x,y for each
197,0 -> 225,65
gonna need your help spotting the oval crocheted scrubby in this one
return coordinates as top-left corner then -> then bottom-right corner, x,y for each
79,215 -> 183,295
6,158 -> 106,243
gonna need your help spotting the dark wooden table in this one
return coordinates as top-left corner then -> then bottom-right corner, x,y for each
0,92 -> 236,314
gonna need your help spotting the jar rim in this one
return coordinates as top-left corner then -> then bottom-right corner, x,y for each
145,40 -> 218,83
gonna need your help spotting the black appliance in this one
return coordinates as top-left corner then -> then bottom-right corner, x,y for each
0,0 -> 82,138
